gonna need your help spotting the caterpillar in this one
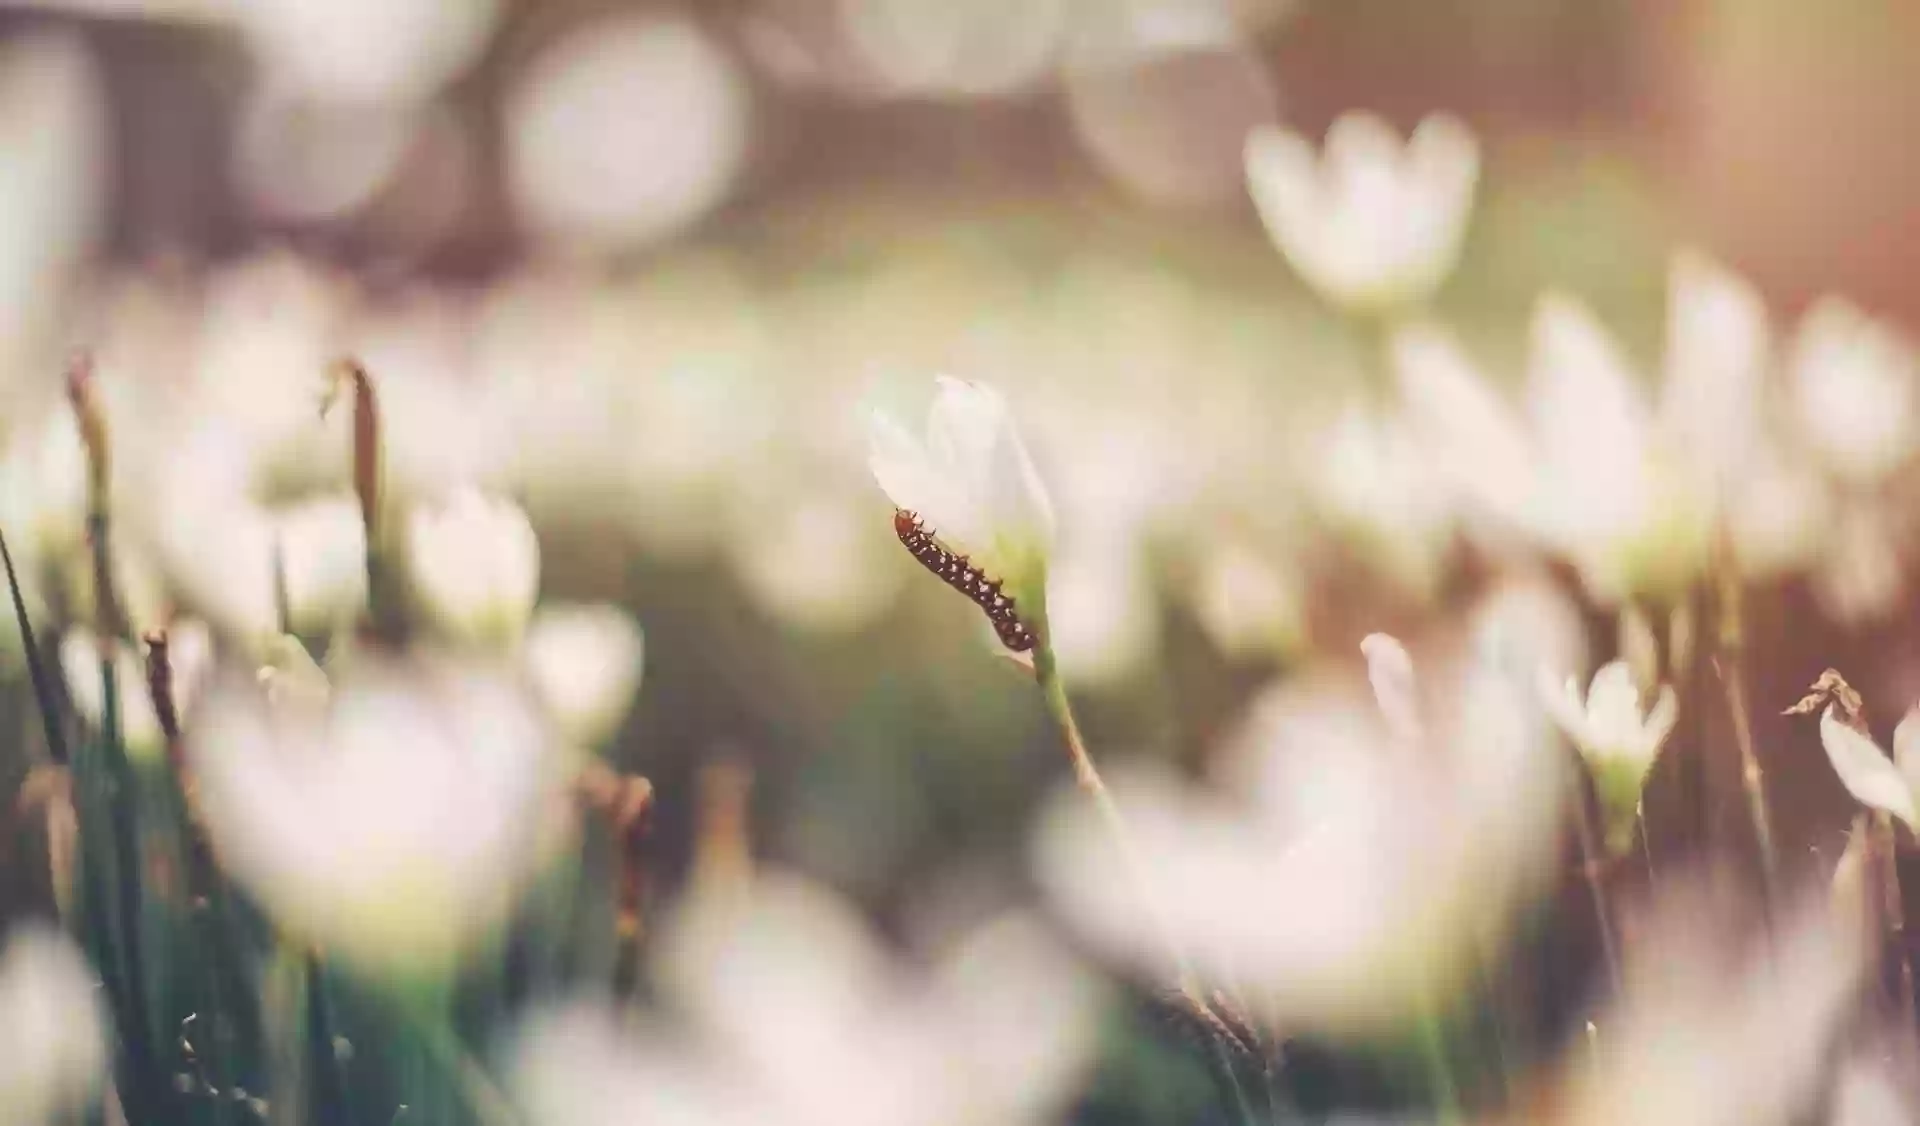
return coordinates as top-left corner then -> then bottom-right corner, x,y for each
893,509 -> 1035,652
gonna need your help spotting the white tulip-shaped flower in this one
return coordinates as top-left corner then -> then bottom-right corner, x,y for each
1037,582 -> 1578,1037
135,424 -> 369,644
1788,296 -> 1919,487
0,925 -> 109,1126
523,601 -> 645,749
1395,253 -> 1797,602
1245,111 -> 1480,313
510,873 -> 1101,1126
60,620 -> 213,763
185,648 -> 559,978
1540,659 -> 1678,855
407,488 -> 541,646
867,376 -> 1056,646
1814,703 -> 1920,830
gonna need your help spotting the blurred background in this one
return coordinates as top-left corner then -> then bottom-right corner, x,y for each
3,0 -> 1920,1121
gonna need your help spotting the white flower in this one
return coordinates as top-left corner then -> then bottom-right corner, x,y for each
1036,582 -> 1576,1037
1559,878 -> 1866,1126
1789,296 -> 1918,487
59,621 -> 213,763
185,650 -> 559,977
275,493 -> 370,635
1815,704 -> 1920,830
1186,538 -> 1306,660
1394,253 -> 1790,601
0,32 -> 105,394
1244,111 -> 1479,312
1042,531 -> 1159,686
510,873 -> 1101,1126
523,602 -> 644,749
0,925 -> 109,1126
135,423 -> 368,643
1303,400 -> 1453,595
406,488 -> 541,646
867,376 -> 1056,602
1539,659 -> 1678,854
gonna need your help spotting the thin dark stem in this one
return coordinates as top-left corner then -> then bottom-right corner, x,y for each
1875,812 -> 1915,1022
1030,633 -> 1261,1126
0,525 -> 67,764
1570,770 -> 1623,999
1714,562 -> 1778,911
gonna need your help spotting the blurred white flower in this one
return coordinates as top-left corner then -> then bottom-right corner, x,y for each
186,649 -> 558,977
868,376 -> 1056,603
0,925 -> 109,1126
506,13 -> 749,252
136,423 -> 369,643
1815,704 -> 1920,830
1539,659 -> 1677,854
523,602 -> 644,750
1831,1052 -> 1920,1126
1302,399 -> 1452,596
1558,879 -> 1867,1126
1524,293 -> 1712,601
1042,532 -> 1159,686
232,0 -> 499,105
60,620 -> 213,762
1036,582 -> 1576,1037
275,494 -> 370,635
511,873 -> 1102,1126
1186,538 -> 1306,660
726,487 -> 904,635
1789,297 -> 1918,487
1395,254 -> 1793,601
841,0 -> 1067,99
407,489 -> 540,646
1245,112 -> 1479,312
0,32 -> 106,397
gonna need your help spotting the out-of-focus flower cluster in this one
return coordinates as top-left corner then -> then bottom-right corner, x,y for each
0,10 -> 1916,1126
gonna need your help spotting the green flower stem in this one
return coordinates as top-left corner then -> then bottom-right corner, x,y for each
70,360 -> 166,1118
1410,994 -> 1460,1125
1713,558 -> 1778,910
393,987 -> 522,1126
1029,629 -> 1261,1126
263,943 -> 310,1126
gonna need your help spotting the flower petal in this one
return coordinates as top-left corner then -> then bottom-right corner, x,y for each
1359,633 -> 1422,748
1893,702 -> 1920,800
1392,322 -> 1533,529
1244,123 -> 1321,252
1660,250 -> 1768,495
1818,706 -> 1920,829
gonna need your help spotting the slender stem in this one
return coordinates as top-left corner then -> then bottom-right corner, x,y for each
1030,637 -> 1260,1126
263,944 -> 310,1126
1411,997 -> 1460,1125
1875,812 -> 1915,1022
1713,562 -> 1778,909
396,991 -> 522,1126
1637,802 -> 1659,892
1569,769 -> 1623,998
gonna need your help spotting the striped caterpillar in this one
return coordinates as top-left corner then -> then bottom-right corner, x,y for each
893,509 -> 1035,652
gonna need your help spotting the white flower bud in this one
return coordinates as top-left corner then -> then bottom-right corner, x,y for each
407,488 -> 540,645
867,376 -> 1055,615
523,602 -> 644,749
187,652 -> 558,978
